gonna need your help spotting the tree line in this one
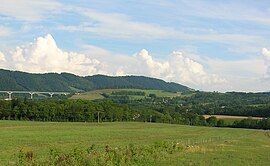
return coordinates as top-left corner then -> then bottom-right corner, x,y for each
0,99 -> 269,130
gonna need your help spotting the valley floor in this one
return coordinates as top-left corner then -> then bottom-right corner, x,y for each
0,121 -> 269,165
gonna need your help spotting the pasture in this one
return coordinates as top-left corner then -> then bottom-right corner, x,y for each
0,121 -> 269,165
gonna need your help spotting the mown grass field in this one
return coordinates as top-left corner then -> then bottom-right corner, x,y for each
70,88 -> 184,100
203,115 -> 264,125
0,121 -> 269,165
203,115 -> 263,120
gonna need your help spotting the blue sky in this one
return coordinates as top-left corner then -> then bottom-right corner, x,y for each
0,0 -> 270,92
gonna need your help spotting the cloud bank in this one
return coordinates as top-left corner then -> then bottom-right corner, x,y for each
0,26 -> 10,37
0,0 -> 61,21
0,34 -> 225,89
58,7 -> 262,45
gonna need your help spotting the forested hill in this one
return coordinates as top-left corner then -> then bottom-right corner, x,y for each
0,69 -> 190,92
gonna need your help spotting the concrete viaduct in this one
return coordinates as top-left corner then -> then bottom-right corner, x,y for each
0,91 -> 70,100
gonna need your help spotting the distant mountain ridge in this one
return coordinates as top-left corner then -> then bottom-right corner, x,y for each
0,69 -> 191,92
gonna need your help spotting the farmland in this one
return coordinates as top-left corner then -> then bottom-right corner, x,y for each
203,115 -> 264,125
0,121 -> 269,165
70,88 -> 185,100
203,115 -> 263,120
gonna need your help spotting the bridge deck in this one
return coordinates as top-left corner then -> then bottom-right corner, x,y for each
0,91 -> 70,94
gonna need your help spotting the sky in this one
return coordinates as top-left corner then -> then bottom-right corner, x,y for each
0,0 -> 270,92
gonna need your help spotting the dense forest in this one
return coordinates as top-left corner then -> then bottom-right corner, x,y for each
0,69 -> 189,92
0,99 -> 269,130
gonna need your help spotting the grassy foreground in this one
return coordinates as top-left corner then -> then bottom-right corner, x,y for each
0,121 -> 269,165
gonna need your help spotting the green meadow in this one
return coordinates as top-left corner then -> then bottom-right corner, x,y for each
0,121 -> 269,165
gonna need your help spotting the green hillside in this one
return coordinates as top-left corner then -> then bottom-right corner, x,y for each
0,69 -> 190,92
0,121 -> 269,165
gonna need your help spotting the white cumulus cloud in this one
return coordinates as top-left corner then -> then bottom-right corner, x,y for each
0,34 -> 226,90
262,48 -> 270,78
262,48 -> 270,61
2,34 -> 106,76
0,51 -> 6,62
0,51 -> 6,68
133,49 -> 226,88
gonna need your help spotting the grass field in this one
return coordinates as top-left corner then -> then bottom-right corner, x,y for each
70,88 -> 183,100
0,121 -> 269,165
